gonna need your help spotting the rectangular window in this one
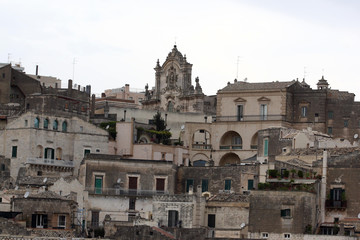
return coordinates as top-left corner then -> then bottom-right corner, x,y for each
208,214 -> 216,228
11,146 -> 17,158
201,179 -> 209,192
168,210 -> 178,227
281,209 -> 291,217
301,106 -> 307,117
264,139 -> 268,157
237,105 -> 244,121
328,111 -> 334,119
44,148 -> 55,160
95,176 -> 103,194
284,233 -> 291,239
31,214 -> 48,228
261,232 -> 269,239
84,149 -> 91,157
225,179 -> 231,190
156,178 -> 165,193
327,127 -> 333,135
248,179 -> 254,190
129,197 -> 136,210
129,176 -> 138,195
91,211 -> 99,227
58,215 -> 66,229
344,120 -> 349,128
186,179 -> 194,193
260,104 -> 267,120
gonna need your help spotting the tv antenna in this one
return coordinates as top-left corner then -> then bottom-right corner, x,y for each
72,58 -> 77,81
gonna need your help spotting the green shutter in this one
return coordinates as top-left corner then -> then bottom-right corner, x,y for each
12,146 -> 17,158
202,179 -> 208,192
186,179 -> 194,192
95,177 -> 103,194
248,179 -> 254,190
264,139 -> 268,157
225,179 -> 231,190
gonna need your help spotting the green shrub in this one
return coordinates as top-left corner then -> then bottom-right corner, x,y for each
298,170 -> 304,178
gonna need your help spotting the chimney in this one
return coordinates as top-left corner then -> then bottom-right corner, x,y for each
91,94 -> 95,118
36,65 -> 38,75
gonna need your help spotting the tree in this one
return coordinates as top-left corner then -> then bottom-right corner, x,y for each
152,112 -> 171,144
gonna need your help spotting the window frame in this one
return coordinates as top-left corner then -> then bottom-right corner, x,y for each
58,215 -> 66,229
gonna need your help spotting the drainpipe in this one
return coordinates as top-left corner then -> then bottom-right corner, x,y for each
320,150 -> 328,223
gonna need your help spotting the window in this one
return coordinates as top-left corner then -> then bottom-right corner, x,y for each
128,176 -> 138,194
53,120 -> 58,130
84,149 -> 91,157
129,197 -> 136,210
168,210 -> 179,227
208,214 -> 216,228
156,178 -> 165,193
95,176 -> 103,194
1,164 -> 5,171
225,179 -> 231,190
91,211 -> 99,227
43,119 -> 49,129
31,214 -> 48,228
186,179 -> 194,193
248,179 -> 254,190
11,146 -> 17,158
44,148 -> 55,159
284,233 -> 291,239
34,117 -> 40,128
232,136 -> 242,145
327,127 -> 333,135
281,209 -> 291,218
167,101 -> 174,112
58,215 -> 66,229
328,111 -> 334,119
301,106 -> 307,117
201,179 -> 209,192
344,120 -> 349,128
62,121 -> 67,132
262,232 -> 269,239
260,104 -> 267,120
24,120 -> 28,127
237,105 -> 244,121
264,139 -> 269,157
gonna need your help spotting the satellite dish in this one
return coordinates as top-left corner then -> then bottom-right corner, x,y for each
43,177 -> 48,183
106,125 -> 110,130
180,125 -> 185,130
24,192 -> 29,198
354,134 -> 358,139
358,213 -> 360,219
240,223 -> 246,229
117,178 -> 121,184
15,186 -> 19,190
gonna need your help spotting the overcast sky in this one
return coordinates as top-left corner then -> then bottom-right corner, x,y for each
1,0 -> 360,100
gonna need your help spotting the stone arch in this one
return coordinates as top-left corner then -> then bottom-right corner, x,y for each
219,131 -> 242,150
191,153 -> 209,166
138,134 -> 150,143
251,132 -> 258,149
219,152 -> 240,166
192,129 -> 211,150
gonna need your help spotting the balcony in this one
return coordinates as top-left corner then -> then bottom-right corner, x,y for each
192,144 -> 212,150
325,200 -> 347,209
86,187 -> 169,197
219,145 -> 242,150
26,158 -> 74,168
216,115 -> 285,122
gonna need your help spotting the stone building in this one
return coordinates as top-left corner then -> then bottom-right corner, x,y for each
103,84 -> 145,107
248,191 -> 317,237
184,77 -> 360,166
79,154 -> 178,230
0,111 -> 109,179
13,191 -> 78,230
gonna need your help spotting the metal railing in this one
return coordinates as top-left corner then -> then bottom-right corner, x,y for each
216,114 -> 285,122
86,187 -> 169,196
325,200 -> 347,209
219,145 -> 242,150
26,157 -> 74,167
192,144 -> 212,150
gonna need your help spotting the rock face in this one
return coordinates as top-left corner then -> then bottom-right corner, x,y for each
0,217 -> 30,236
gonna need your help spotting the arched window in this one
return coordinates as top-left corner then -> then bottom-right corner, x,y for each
53,120 -> 58,130
44,119 -> 49,129
34,117 -> 40,128
62,121 -> 67,132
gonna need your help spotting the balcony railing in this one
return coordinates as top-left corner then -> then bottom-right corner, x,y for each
26,157 -> 74,168
219,145 -> 242,150
86,187 -> 169,196
325,200 -> 347,209
216,115 -> 285,122
192,144 -> 212,150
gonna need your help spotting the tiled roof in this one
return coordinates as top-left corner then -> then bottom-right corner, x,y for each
28,191 -> 66,200
219,80 -> 296,92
